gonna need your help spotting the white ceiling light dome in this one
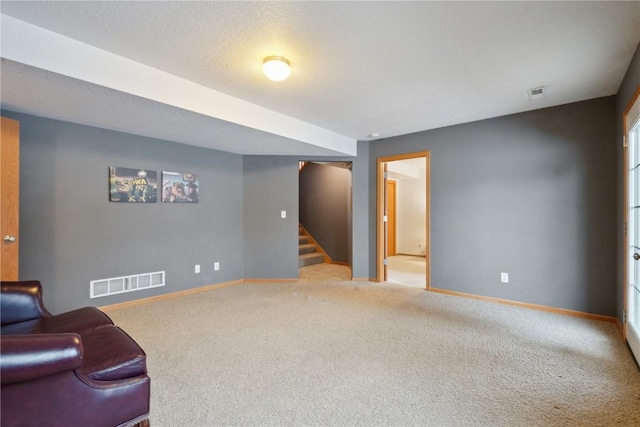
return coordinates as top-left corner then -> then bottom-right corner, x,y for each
262,56 -> 291,82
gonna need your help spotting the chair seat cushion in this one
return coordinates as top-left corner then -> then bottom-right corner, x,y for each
80,326 -> 147,381
0,307 -> 113,335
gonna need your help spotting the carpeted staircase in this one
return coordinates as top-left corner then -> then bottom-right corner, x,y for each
299,227 -> 324,267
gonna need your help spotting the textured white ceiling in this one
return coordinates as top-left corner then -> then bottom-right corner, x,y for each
1,1 -> 639,155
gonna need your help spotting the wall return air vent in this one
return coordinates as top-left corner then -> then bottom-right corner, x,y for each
90,271 -> 165,298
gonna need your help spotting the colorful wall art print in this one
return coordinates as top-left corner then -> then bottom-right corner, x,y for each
162,171 -> 199,203
109,167 -> 158,203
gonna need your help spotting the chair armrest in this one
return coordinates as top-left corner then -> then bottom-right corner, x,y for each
1,333 -> 82,384
2,370 -> 150,427
1,281 -> 52,326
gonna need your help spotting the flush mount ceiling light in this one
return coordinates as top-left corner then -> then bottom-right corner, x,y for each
263,56 -> 291,82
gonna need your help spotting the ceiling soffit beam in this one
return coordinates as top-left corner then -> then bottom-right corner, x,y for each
0,14 -> 356,156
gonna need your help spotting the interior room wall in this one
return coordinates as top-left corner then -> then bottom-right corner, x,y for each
6,109 -> 371,310
4,111 -> 244,314
351,142 -> 370,279
6,88 -> 623,317
243,156 -> 299,279
299,163 -> 350,263
616,42 -> 640,324
370,97 -> 617,316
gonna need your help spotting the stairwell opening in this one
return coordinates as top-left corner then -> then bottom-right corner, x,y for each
298,161 -> 353,278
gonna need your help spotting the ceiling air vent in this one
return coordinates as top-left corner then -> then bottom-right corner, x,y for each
527,86 -> 547,101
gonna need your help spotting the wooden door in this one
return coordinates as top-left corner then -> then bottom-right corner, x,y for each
387,180 -> 397,256
382,163 -> 388,281
1,117 -> 20,280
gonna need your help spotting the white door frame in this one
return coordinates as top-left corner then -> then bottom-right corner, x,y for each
623,86 -> 640,362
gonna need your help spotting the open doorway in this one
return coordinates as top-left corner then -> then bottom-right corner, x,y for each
298,161 -> 353,281
376,152 -> 430,288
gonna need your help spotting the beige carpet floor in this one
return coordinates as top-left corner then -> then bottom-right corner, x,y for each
106,280 -> 640,426
386,255 -> 427,288
299,263 -> 351,281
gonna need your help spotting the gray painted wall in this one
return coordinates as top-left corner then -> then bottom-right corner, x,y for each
616,42 -> 640,323
299,163 -> 351,263
11,73 -> 624,318
243,156 -> 299,279
6,111 -> 371,309
369,97 -> 617,316
353,142 -> 371,279
4,111 -> 244,314
242,150 -> 372,280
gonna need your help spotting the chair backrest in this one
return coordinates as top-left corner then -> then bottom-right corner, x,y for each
1,281 -> 50,326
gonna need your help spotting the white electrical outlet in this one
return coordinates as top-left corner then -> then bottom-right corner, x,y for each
214,262 -> 220,271
281,210 -> 287,219
501,272 -> 509,283
195,264 -> 200,274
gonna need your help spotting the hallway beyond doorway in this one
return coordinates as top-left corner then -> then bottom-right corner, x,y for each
386,255 -> 427,289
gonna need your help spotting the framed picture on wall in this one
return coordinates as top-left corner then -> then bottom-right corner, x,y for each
108,167 -> 158,203
162,171 -> 199,203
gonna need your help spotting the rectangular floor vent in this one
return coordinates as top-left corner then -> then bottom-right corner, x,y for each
90,271 -> 165,299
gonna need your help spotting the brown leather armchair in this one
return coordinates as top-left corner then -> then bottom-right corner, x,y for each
1,281 -> 150,427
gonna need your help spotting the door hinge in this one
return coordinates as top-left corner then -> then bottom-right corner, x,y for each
624,309 -> 628,324
624,222 -> 628,236
624,135 -> 628,148
383,172 -> 388,179
383,258 -> 388,266
383,215 -> 388,222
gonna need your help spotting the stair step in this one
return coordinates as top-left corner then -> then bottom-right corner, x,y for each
299,243 -> 317,255
299,252 -> 324,267
299,235 -> 310,244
